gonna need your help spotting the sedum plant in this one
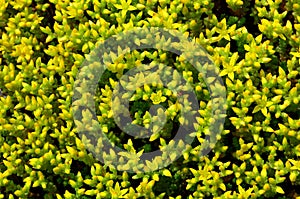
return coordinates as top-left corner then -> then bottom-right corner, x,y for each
0,0 -> 299,198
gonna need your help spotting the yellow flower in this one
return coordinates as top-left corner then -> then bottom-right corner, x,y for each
150,90 -> 167,104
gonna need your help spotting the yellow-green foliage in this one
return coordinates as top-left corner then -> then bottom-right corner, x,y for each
0,0 -> 299,198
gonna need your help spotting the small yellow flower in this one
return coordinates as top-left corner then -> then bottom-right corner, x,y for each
150,90 -> 166,104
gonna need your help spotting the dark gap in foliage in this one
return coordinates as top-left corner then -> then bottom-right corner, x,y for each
1,191 -> 10,199
67,18 -> 83,32
262,130 -> 274,145
161,51 -> 179,65
279,61 -> 289,76
259,150 -> 269,164
153,173 -> 192,198
53,73 -> 62,85
4,4 -> 19,20
280,0 -> 295,25
189,13 -> 207,38
280,174 -> 300,198
222,173 -> 235,188
109,97 -> 181,153
84,10 -> 94,22
41,52 -> 56,70
105,124 -> 127,149
285,102 -> 300,120
280,143 -> 295,159
230,39 -> 246,60
3,134 -> 18,146
268,113 -> 281,131
0,53 -> 3,69
217,38 -> 230,48
41,1 -> 56,30
251,112 -> 265,124
262,55 -> 280,76
243,1 -> 260,37
290,73 -> 299,89
171,50 -> 180,65
98,69 -> 118,88
37,1 -> 59,64
74,48 -> 86,58
283,10 -> 296,27
147,4 -> 159,15
221,135 -> 238,159
19,107 -> 35,121
51,175 -> 73,195
274,39 -> 292,63
221,112 -> 247,158
214,0 -> 259,37
29,186 -> 46,198
229,39 -> 239,55
190,133 -> 202,150
62,183 -> 75,195
127,177 -> 143,192
7,174 -> 24,187
5,106 -> 14,120
141,56 -> 153,65
1,53 -> 17,68
212,0 -> 230,20
70,159 -> 90,176
56,113 -> 67,127
231,16 -> 247,29
51,99 -> 61,117
48,131 -> 58,150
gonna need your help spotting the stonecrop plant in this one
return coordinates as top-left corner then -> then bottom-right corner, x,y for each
0,0 -> 299,198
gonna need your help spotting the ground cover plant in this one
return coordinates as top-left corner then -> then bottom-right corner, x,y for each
0,0 -> 299,198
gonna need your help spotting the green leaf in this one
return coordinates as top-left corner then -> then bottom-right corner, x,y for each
275,186 -> 285,194
162,169 -> 172,177
152,173 -> 159,181
219,183 -> 226,191
149,132 -> 160,142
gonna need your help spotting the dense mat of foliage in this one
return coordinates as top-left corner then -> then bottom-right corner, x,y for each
0,0 -> 299,198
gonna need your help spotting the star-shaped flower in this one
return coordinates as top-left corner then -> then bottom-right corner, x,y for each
150,90 -> 167,105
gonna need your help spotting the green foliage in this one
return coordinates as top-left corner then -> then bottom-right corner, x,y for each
0,0 -> 300,198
